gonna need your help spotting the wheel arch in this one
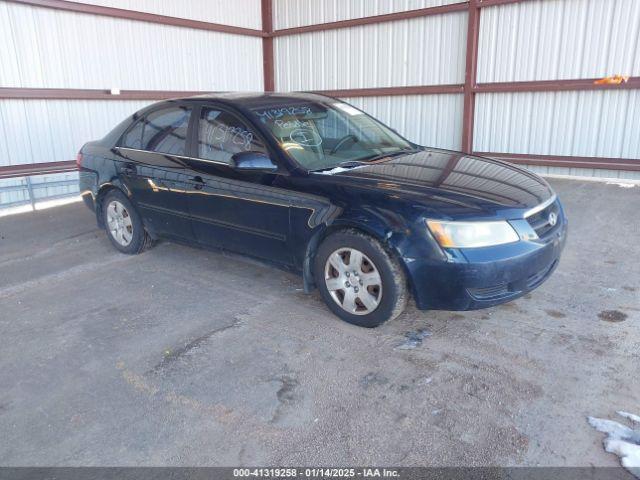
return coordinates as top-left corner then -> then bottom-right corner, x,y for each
94,182 -> 135,230
302,219 -> 412,295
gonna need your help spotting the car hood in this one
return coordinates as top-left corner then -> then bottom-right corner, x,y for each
310,149 -> 554,219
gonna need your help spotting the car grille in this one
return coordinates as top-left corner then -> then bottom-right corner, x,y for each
526,199 -> 561,238
467,283 -> 510,301
468,260 -> 558,301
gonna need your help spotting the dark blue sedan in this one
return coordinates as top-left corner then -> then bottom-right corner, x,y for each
78,92 -> 567,327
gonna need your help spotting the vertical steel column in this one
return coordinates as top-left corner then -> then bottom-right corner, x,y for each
262,0 -> 275,92
461,0 -> 480,154
24,176 -> 36,210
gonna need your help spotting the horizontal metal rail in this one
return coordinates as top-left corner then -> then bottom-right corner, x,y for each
271,3 -> 469,37
4,76 -> 638,102
0,161 -> 77,179
4,0 -> 266,37
0,88 -> 209,101
474,152 -> 640,171
312,84 -> 465,98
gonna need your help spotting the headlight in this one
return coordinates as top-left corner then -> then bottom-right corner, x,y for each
426,219 -> 519,248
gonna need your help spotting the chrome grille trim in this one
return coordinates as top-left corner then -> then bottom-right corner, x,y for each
524,194 -> 557,218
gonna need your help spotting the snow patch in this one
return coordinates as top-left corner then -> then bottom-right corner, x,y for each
606,181 -> 636,188
588,411 -> 640,478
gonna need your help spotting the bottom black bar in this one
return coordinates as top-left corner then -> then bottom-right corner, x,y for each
0,467 -> 635,480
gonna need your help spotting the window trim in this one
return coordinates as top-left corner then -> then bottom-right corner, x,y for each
115,146 -> 229,167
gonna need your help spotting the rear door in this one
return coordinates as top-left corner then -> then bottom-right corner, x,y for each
115,104 -> 195,240
182,104 -> 292,264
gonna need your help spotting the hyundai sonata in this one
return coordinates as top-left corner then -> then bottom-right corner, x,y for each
78,93 -> 567,327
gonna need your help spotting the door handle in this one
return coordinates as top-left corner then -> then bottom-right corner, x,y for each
121,163 -> 137,175
192,176 -> 205,190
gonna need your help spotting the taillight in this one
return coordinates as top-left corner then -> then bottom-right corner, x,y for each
76,151 -> 83,169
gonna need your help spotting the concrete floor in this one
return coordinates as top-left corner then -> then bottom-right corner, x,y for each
0,178 -> 638,467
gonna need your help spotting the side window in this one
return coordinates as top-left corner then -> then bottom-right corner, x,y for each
121,117 -> 145,149
198,108 -> 266,163
142,106 -> 191,155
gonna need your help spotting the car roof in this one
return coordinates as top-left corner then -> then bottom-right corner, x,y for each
180,91 -> 337,109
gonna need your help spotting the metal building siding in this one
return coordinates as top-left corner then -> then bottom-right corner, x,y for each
477,0 -> 640,82
344,94 -> 464,150
79,0 -> 263,29
274,12 -> 467,91
0,2 -> 263,90
274,0 -> 463,29
0,99 -> 153,167
474,89 -> 640,159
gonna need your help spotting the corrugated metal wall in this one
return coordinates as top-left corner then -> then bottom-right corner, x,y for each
0,2 -> 263,90
475,0 -> 640,179
0,0 -> 264,207
0,99 -> 153,166
84,0 -> 262,29
474,89 -> 640,159
344,95 -> 464,150
273,0 -> 640,180
274,0 -> 462,29
274,9 -> 467,152
477,0 -> 640,82
274,12 -> 467,90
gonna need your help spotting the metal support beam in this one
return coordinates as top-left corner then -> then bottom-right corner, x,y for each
4,0 -> 265,36
271,2 -> 468,37
24,176 -> 36,209
0,88 -> 208,101
261,0 -> 275,92
312,84 -> 464,98
461,0 -> 480,154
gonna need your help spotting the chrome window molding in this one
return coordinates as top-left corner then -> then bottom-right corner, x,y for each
115,146 -> 229,166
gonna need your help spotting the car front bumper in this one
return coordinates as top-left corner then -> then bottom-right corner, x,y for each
408,213 -> 568,311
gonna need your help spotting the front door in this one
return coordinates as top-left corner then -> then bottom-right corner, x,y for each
184,106 -> 292,265
115,105 -> 195,240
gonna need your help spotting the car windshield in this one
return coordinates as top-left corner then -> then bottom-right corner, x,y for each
249,100 -> 415,171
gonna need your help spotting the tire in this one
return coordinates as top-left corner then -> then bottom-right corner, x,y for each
102,190 -> 154,254
314,229 -> 408,328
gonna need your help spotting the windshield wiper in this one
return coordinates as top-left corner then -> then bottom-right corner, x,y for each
312,161 -> 366,172
311,148 -> 419,172
359,148 -> 418,163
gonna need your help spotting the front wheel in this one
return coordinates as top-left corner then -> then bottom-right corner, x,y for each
314,230 -> 408,328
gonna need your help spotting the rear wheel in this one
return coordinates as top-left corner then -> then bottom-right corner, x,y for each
102,190 -> 153,254
314,230 -> 408,327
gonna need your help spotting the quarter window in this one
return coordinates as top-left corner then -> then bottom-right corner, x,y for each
197,108 -> 266,163
121,117 -> 145,149
142,107 -> 191,155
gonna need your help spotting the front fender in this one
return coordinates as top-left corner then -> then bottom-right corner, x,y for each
301,206 -> 432,295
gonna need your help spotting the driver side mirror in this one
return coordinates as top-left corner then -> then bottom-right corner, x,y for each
230,151 -> 278,171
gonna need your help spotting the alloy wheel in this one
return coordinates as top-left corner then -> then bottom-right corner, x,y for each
106,200 -> 133,247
